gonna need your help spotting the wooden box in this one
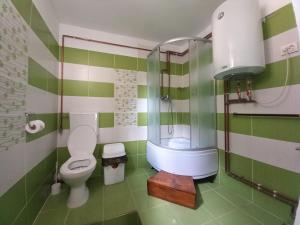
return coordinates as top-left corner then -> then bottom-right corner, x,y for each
147,171 -> 196,209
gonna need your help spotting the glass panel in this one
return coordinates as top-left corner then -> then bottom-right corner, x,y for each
147,49 -> 160,145
189,40 -> 216,149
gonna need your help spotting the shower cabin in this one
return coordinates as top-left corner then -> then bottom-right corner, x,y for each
147,37 -> 218,179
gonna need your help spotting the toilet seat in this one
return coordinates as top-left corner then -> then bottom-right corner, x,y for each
68,125 -> 97,156
60,155 -> 96,178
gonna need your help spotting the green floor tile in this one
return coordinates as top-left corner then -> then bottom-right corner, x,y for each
34,209 -> 67,225
127,173 -> 148,192
240,203 -> 286,225
41,188 -> 69,212
132,188 -> 166,213
213,186 -> 251,207
139,205 -> 182,225
217,209 -> 261,225
65,197 -> 103,225
167,202 -> 213,225
201,190 -> 235,217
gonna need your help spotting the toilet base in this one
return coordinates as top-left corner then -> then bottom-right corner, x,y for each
67,184 -> 89,208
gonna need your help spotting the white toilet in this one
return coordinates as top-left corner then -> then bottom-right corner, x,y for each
60,113 -> 98,208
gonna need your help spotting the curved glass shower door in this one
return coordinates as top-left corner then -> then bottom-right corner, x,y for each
189,40 -> 216,149
147,48 -> 160,145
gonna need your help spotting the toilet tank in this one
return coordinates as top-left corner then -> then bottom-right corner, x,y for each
69,113 -> 98,134
212,0 -> 265,80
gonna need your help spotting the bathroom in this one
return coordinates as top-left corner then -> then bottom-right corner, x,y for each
0,0 -> 300,224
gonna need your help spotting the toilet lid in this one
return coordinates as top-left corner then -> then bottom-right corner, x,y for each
67,125 -> 97,156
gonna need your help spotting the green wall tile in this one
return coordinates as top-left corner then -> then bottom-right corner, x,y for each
63,79 -> 89,96
124,141 -> 138,156
47,74 -> 58,94
137,85 -> 147,98
263,4 -> 296,40
61,113 -> 70,129
253,160 -> 300,199
138,140 -> 147,154
57,147 -> 70,166
115,55 -> 137,70
11,0 -> 32,25
26,151 -> 56,200
253,55 -> 300,90
89,51 -> 114,68
99,113 -> 114,128
138,58 -> 147,72
28,58 -> 58,94
30,4 -> 58,59
28,58 -> 48,91
0,177 -> 26,225
88,82 -> 114,97
64,47 -> 89,65
137,155 -> 150,168
26,113 -> 58,142
183,62 -> 189,75
252,117 -> 300,143
137,113 -> 147,126
230,153 -> 252,180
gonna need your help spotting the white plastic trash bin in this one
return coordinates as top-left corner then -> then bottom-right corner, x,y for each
102,143 -> 127,185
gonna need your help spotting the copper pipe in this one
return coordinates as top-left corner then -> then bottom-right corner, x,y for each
228,171 -> 298,207
59,36 -> 65,131
224,80 -> 230,173
166,51 -> 171,96
223,80 -> 298,209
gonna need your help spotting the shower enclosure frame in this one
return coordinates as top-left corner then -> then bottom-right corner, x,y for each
147,37 -> 218,179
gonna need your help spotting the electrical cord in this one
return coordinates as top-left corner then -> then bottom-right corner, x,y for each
255,52 -> 291,107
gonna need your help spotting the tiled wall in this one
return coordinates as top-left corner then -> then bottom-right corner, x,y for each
215,2 -> 300,222
0,0 -> 59,224
57,24 -> 191,173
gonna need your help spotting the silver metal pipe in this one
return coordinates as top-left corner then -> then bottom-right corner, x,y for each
148,37 -> 212,57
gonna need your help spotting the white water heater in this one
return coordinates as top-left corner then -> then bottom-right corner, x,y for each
212,0 -> 265,80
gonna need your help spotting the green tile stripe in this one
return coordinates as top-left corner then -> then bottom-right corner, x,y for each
63,79 -> 114,97
217,113 -> 300,143
263,3 -> 296,40
26,113 -> 58,142
99,113 -> 114,128
60,113 -> 114,129
11,0 -> 59,59
218,149 -> 300,200
0,150 -> 56,225
216,54 -> 300,95
63,47 -> 185,74
137,112 -> 147,126
28,58 -> 58,94
137,85 -> 189,100
137,112 -> 190,126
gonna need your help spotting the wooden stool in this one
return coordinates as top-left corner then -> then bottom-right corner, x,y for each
147,171 -> 196,208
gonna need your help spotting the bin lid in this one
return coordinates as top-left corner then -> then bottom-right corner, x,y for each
102,143 -> 126,158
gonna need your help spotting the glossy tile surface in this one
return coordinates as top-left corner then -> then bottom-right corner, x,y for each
33,168 -> 294,225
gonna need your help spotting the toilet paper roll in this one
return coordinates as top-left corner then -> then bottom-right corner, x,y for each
25,120 -> 45,134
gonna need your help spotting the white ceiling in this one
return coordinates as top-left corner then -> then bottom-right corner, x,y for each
51,0 -> 225,42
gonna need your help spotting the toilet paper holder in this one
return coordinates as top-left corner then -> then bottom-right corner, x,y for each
25,112 -> 36,129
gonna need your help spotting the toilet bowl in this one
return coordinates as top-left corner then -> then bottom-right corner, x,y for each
60,124 -> 97,208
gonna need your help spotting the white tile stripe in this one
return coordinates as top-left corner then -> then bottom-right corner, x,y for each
60,96 -> 189,113
61,63 -> 189,87
216,84 -> 300,114
217,131 -> 300,173
28,29 -> 58,78
26,86 -> 58,113
57,125 -> 190,148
